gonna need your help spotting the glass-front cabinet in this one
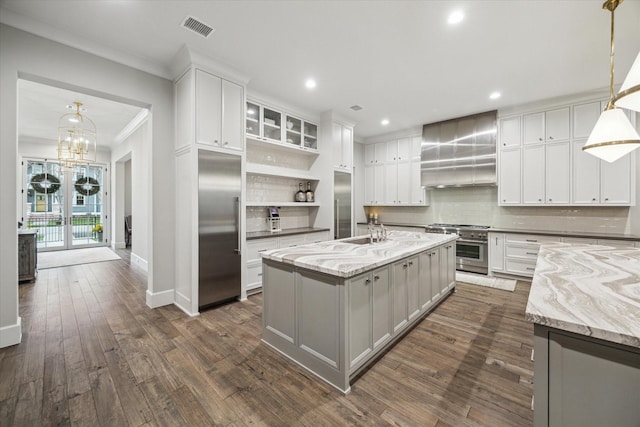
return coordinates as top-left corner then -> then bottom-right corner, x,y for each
303,121 -> 318,150
246,100 -> 318,153
262,107 -> 282,142
245,101 -> 260,139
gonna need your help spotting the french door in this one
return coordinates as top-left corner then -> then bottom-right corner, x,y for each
23,159 -> 108,251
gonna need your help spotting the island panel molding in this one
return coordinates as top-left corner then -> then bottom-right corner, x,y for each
261,231 -> 457,393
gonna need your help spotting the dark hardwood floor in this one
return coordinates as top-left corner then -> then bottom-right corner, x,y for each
1,253 -> 534,426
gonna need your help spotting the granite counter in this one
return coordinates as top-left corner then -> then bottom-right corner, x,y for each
260,230 -> 457,278
525,242 -> 640,348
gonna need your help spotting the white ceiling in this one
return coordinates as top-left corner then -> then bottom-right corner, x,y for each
2,0 -> 640,143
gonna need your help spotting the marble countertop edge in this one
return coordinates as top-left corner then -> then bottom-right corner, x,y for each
261,232 -> 457,278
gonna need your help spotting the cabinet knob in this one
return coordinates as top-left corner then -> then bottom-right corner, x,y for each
592,198 -> 597,201
548,198 -> 552,202
538,137 -> 543,141
408,261 -> 413,266
403,263 -> 408,268
223,141 -> 229,146
538,199 -> 542,202
605,198 -> 609,201
549,136 -> 554,140
365,278 -> 371,284
374,275 -> 380,280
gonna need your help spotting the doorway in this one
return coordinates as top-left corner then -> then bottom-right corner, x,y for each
23,159 -> 108,251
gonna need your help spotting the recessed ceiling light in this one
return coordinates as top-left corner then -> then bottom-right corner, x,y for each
305,79 -> 317,89
489,91 -> 501,100
381,119 -> 390,126
448,10 -> 464,25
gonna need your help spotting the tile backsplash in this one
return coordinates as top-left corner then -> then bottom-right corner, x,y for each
364,187 -> 633,234
246,206 -> 310,232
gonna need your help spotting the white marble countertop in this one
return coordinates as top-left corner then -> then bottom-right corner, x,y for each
260,230 -> 458,278
526,242 -> 640,348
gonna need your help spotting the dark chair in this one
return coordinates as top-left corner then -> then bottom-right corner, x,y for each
124,215 -> 132,247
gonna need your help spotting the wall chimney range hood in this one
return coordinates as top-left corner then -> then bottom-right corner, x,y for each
421,110 -> 497,188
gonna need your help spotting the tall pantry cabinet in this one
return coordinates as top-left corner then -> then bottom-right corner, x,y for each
173,52 -> 248,315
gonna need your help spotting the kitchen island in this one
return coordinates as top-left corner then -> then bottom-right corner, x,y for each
526,242 -> 640,427
260,230 -> 458,393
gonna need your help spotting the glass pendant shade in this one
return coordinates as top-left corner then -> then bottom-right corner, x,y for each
582,108 -> 640,163
57,102 -> 97,168
614,52 -> 640,112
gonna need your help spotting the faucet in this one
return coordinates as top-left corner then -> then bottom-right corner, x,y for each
368,223 -> 388,243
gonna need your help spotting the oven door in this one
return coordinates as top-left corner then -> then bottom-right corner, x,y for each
456,239 -> 488,274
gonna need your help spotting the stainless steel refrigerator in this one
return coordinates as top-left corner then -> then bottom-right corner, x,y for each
334,171 -> 352,239
198,150 -> 241,309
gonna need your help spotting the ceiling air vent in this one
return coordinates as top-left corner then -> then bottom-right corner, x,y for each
350,105 -> 364,111
182,16 -> 215,38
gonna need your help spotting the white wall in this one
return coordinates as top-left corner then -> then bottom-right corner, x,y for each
111,123 -> 149,268
0,24 -> 175,348
125,160 -> 132,216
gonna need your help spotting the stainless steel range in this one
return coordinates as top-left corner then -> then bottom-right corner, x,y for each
425,224 -> 490,275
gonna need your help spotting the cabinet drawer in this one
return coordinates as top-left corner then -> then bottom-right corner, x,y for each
305,231 -> 329,244
505,259 -> 537,277
505,234 -> 559,244
279,235 -> 306,248
247,261 -> 263,286
247,238 -> 278,261
505,244 -> 540,260
596,239 -> 636,248
563,237 -> 597,245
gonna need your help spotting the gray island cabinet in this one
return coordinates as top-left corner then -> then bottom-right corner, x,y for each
526,242 -> 640,427
260,231 -> 457,393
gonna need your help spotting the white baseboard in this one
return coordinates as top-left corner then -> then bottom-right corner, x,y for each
0,317 -> 22,348
146,288 -> 173,308
131,252 -> 148,272
174,291 -> 199,316
113,241 -> 126,249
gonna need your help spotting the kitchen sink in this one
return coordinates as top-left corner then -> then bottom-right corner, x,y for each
342,237 -> 372,245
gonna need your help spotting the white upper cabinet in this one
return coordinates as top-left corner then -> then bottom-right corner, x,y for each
365,135 -> 426,206
500,116 -> 521,147
601,155 -> 632,204
572,139 -> 600,204
332,122 -> 354,171
573,101 -> 601,139
522,145 -> 545,204
195,69 -> 244,151
499,147 -> 521,204
523,112 -> 545,145
545,141 -> 571,204
523,108 -> 569,145
545,107 -> 570,142
498,98 -> 634,206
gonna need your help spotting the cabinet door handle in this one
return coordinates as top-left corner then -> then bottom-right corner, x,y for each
549,136 -> 554,140
223,141 -> 229,146
408,261 -> 413,266
258,249 -> 267,252
526,239 -> 537,243
526,252 -> 537,255
374,275 -> 380,281
538,198 -> 542,202
548,198 -> 552,202
605,198 -> 609,201
526,267 -> 535,271
592,198 -> 597,201
365,278 -> 371,284
403,263 -> 408,268
538,137 -> 543,141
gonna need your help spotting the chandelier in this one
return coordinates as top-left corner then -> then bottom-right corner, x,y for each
57,101 -> 97,168
582,0 -> 640,163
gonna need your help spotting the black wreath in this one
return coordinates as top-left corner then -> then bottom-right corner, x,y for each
30,173 -> 61,194
75,177 -> 100,196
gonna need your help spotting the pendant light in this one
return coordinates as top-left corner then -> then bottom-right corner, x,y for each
57,101 -> 97,168
614,52 -> 640,112
582,0 -> 640,163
